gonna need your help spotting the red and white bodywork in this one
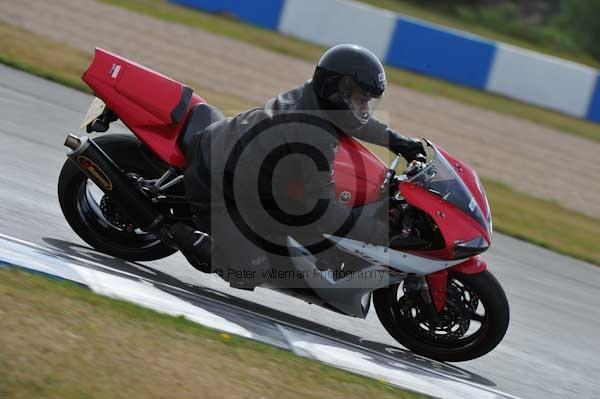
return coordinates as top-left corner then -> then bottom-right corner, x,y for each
82,48 -> 493,313
60,48 -> 508,361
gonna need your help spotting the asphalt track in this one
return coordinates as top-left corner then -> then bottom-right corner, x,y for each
1,64 -> 599,398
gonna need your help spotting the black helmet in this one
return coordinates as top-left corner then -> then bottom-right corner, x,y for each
313,44 -> 387,126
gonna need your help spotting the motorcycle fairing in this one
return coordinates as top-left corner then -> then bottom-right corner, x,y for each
313,236 -> 487,316
401,144 -> 492,260
287,236 -> 404,318
287,234 -> 464,318
323,235 -> 464,275
401,182 -> 487,260
452,255 -> 488,274
82,48 -> 204,168
286,140 -> 492,316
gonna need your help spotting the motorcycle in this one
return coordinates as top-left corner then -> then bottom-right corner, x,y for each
58,48 -> 509,362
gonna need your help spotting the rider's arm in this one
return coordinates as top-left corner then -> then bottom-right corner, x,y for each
353,117 -> 425,162
297,136 -> 388,244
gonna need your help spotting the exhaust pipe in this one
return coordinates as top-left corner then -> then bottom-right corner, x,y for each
64,134 -> 164,232
64,134 -> 81,151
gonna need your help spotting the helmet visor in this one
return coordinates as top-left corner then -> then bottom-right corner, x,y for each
340,79 -> 382,125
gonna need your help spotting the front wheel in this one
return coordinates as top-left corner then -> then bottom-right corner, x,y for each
374,270 -> 509,362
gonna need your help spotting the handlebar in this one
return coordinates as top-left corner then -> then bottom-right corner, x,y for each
380,154 -> 402,193
380,153 -> 428,193
414,153 -> 427,163
404,159 -> 427,176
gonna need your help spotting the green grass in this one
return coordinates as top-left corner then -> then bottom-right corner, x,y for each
0,23 -> 91,93
0,268 -> 428,399
483,178 -> 600,265
100,0 -> 600,143
359,0 -> 600,68
0,20 -> 598,265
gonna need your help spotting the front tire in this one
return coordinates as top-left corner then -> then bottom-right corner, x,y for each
374,270 -> 509,362
58,134 -> 177,262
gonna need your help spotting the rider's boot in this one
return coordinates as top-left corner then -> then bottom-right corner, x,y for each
163,222 -> 213,273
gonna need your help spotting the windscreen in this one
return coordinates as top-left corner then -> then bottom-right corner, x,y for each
407,146 -> 489,232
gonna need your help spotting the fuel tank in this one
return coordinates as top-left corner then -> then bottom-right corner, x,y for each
332,134 -> 387,207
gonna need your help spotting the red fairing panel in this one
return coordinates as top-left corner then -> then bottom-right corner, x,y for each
82,48 -> 205,168
401,181 -> 487,260
451,255 -> 488,274
333,135 -> 387,207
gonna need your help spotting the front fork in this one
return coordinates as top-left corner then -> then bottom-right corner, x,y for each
425,255 -> 488,313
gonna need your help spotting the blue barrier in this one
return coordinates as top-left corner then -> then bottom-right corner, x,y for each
385,17 -> 497,89
169,0 -> 285,30
586,75 -> 600,123
168,0 -> 600,124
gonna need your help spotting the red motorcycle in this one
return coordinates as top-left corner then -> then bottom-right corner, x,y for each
58,49 -> 509,362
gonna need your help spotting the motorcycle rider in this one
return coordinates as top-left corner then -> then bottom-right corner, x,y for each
172,44 -> 425,289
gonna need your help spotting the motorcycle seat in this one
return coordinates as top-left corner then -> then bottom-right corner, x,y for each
178,103 -> 226,152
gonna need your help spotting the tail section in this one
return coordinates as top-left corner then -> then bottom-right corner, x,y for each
82,48 -> 205,168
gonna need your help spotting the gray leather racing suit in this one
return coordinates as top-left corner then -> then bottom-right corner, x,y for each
183,80 -> 423,287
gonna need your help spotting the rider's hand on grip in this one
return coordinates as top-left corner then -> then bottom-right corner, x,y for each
399,138 -> 426,163
414,153 -> 427,163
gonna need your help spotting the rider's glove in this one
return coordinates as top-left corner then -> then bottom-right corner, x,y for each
386,128 -> 426,163
399,138 -> 426,163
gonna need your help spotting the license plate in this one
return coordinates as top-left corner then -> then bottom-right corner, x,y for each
80,97 -> 106,129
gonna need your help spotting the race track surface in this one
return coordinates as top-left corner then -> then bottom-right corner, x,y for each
1,65 -> 599,398
2,0 -> 600,219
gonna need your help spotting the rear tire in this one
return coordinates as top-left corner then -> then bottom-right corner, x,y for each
58,134 -> 177,262
374,270 -> 509,362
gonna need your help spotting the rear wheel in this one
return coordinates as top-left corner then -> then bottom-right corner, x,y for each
374,270 -> 509,362
58,134 -> 177,261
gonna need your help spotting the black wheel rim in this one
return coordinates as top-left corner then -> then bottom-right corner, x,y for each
391,275 -> 489,350
75,178 -> 163,251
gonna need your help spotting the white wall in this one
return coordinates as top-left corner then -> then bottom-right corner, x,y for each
487,44 -> 598,117
278,0 -> 397,61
